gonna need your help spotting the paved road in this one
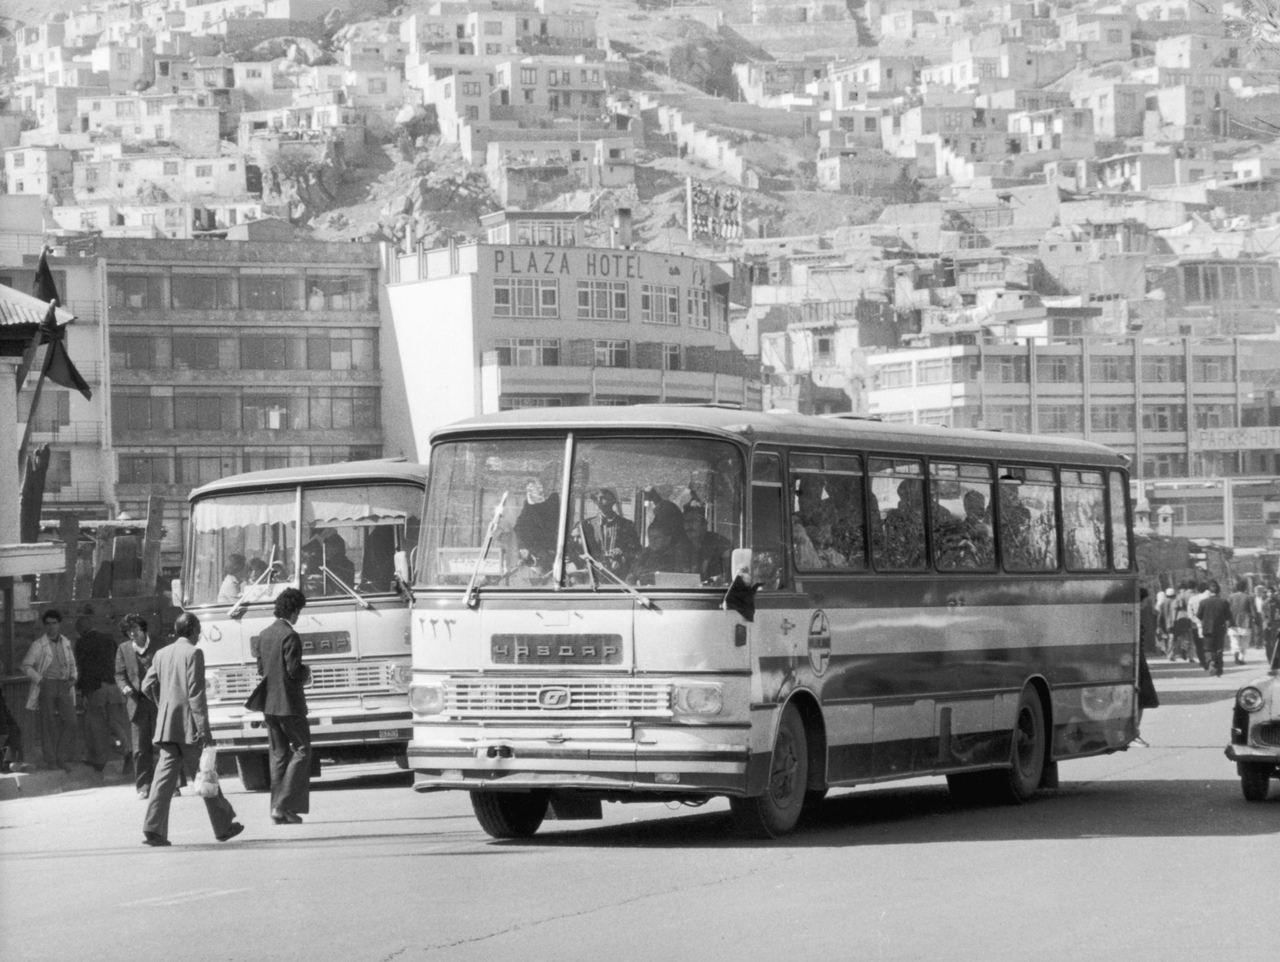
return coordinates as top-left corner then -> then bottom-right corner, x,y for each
2,654 -> 1276,962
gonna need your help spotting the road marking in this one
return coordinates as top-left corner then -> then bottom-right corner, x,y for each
120,888 -> 251,908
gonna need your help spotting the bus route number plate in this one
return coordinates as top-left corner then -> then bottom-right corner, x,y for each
379,729 -> 400,738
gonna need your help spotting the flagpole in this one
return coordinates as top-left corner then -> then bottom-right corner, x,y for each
18,344 -> 52,472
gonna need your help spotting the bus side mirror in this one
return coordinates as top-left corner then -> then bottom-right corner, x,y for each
731,548 -> 752,580
171,578 -> 183,604
394,550 -> 411,584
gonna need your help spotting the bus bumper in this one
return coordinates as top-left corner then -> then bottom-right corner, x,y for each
210,703 -> 413,752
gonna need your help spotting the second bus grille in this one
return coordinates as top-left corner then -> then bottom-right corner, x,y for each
443,679 -> 672,718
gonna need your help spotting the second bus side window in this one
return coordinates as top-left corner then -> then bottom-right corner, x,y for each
790,453 -> 867,571
870,458 -> 927,570
931,461 -> 996,571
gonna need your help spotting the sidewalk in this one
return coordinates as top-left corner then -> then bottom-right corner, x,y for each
0,758 -> 134,802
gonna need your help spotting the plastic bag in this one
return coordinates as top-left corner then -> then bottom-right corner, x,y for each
192,745 -> 219,798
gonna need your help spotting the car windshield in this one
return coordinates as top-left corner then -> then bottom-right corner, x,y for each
418,435 -> 744,590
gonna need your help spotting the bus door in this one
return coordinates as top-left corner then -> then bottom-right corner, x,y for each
748,450 -> 810,711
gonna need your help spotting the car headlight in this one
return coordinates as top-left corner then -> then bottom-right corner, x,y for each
1237,687 -> 1265,713
672,684 -> 723,716
409,684 -> 444,715
388,665 -> 413,693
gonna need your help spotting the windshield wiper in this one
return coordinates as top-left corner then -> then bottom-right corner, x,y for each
574,522 -> 654,610
321,566 -> 373,611
464,491 -> 508,609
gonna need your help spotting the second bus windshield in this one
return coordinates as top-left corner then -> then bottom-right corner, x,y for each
420,436 -> 744,589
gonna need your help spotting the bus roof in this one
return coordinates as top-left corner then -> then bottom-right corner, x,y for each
189,459 -> 430,503
431,406 -> 1128,468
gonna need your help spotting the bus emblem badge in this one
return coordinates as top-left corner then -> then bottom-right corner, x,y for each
807,611 -> 831,677
537,687 -> 572,709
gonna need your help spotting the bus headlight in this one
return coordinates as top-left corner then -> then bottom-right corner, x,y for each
672,684 -> 723,716
409,684 -> 445,715
205,670 -> 221,700
1237,687 -> 1264,713
389,665 -> 413,693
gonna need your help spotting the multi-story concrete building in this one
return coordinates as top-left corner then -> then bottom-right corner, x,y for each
3,146 -> 73,198
96,235 -> 385,567
384,210 -> 761,458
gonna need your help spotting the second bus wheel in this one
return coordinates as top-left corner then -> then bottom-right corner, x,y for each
731,704 -> 809,838
235,752 -> 271,792
471,791 -> 549,839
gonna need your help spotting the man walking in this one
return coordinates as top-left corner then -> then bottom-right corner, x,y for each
141,613 -> 243,846
115,613 -> 159,798
1196,581 -> 1234,678
75,615 -> 131,774
21,610 -> 78,771
257,587 -> 311,825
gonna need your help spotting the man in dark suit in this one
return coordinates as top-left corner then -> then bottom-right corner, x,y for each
257,587 -> 311,824
115,613 -> 160,799
140,613 -> 243,846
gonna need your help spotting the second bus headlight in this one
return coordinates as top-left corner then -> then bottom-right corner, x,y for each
389,665 -> 413,693
409,684 -> 444,715
673,684 -> 723,716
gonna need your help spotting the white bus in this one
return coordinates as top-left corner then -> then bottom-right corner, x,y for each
182,460 -> 427,789
406,407 -> 1138,837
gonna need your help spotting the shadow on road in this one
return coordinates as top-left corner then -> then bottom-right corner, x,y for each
311,770 -> 414,793
505,777 -> 1279,849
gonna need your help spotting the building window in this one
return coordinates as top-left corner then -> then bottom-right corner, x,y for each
176,452 -> 232,486
1141,355 -> 1185,384
577,281 -> 628,321
1142,403 -> 1187,432
640,284 -> 680,325
241,272 -> 304,311
171,272 -> 236,310
172,336 -> 221,370
242,395 -> 297,431
194,165 -> 212,177
163,160 -> 179,175
1039,403 -> 1083,434
985,355 -> 1029,383
108,274 -> 164,309
1142,453 -> 1188,478
986,405 -> 1030,433
484,20 -> 503,35
1091,404 -> 1134,432
118,455 -> 171,485
1194,403 -> 1235,429
307,387 -> 380,430
494,338 -> 559,367
499,396 -> 563,410
917,358 -> 951,384
520,67 -> 537,85
305,272 -> 374,311
493,278 -> 559,318
462,81 -> 481,96
917,408 -> 952,426
663,344 -> 682,371
593,340 -> 629,368
113,393 -> 172,431
686,287 -> 710,330
1107,29 -> 1122,43
876,362 -> 912,388
1090,355 -> 1134,382
241,335 -> 299,370
1192,356 -> 1234,382
80,211 -> 98,229
1036,356 -> 1083,383
368,77 -> 387,94
306,329 -> 377,371
173,394 -> 228,431
11,153 -> 23,168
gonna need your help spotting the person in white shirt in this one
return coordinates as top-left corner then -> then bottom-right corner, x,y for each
21,609 -> 79,771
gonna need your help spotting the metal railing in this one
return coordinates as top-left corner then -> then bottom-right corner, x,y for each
29,421 -> 102,443
44,483 -> 106,502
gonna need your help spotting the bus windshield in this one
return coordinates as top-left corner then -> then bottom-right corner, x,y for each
420,436 -> 744,590
187,483 -> 424,607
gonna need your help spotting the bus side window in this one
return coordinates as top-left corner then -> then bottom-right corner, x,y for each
998,466 -> 1059,572
751,452 -> 786,590
1108,470 -> 1131,571
870,457 -> 927,571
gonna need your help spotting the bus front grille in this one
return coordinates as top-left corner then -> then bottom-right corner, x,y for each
443,679 -> 672,718
211,662 -> 396,701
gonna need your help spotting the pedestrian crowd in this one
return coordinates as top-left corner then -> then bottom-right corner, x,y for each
1151,576 -> 1280,675
2,589 -> 315,847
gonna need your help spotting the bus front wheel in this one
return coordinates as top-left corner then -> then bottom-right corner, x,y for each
471,791 -> 549,839
235,753 -> 271,792
731,704 -> 808,838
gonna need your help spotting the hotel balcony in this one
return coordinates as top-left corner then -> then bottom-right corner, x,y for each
481,359 -> 762,409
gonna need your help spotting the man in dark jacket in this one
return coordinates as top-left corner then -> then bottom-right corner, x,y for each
1196,581 -> 1234,677
75,614 -> 131,773
115,613 -> 160,798
256,587 -> 311,824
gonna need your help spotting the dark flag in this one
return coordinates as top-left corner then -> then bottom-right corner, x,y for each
41,320 -> 93,400
31,247 -> 61,305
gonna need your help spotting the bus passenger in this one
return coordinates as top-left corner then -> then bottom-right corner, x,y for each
322,533 -> 356,589
631,521 -> 693,584
217,554 -> 246,604
684,503 -> 731,584
877,479 -> 926,568
513,478 -> 560,571
585,488 -> 640,577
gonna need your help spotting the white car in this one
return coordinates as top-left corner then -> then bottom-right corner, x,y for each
1225,643 -> 1280,802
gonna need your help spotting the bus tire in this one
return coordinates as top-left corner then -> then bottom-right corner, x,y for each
235,753 -> 271,792
998,686 -> 1047,804
471,791 -> 548,839
731,704 -> 808,838
1240,766 -> 1271,802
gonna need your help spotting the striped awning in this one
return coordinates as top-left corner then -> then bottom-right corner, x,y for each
0,283 -> 75,330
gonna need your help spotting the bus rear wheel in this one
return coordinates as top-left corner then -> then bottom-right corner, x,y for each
998,686 -> 1047,804
731,704 -> 808,838
471,791 -> 549,839
235,753 -> 271,792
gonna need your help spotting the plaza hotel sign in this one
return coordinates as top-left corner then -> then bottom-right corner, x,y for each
1193,426 -> 1280,451
491,248 -> 712,288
